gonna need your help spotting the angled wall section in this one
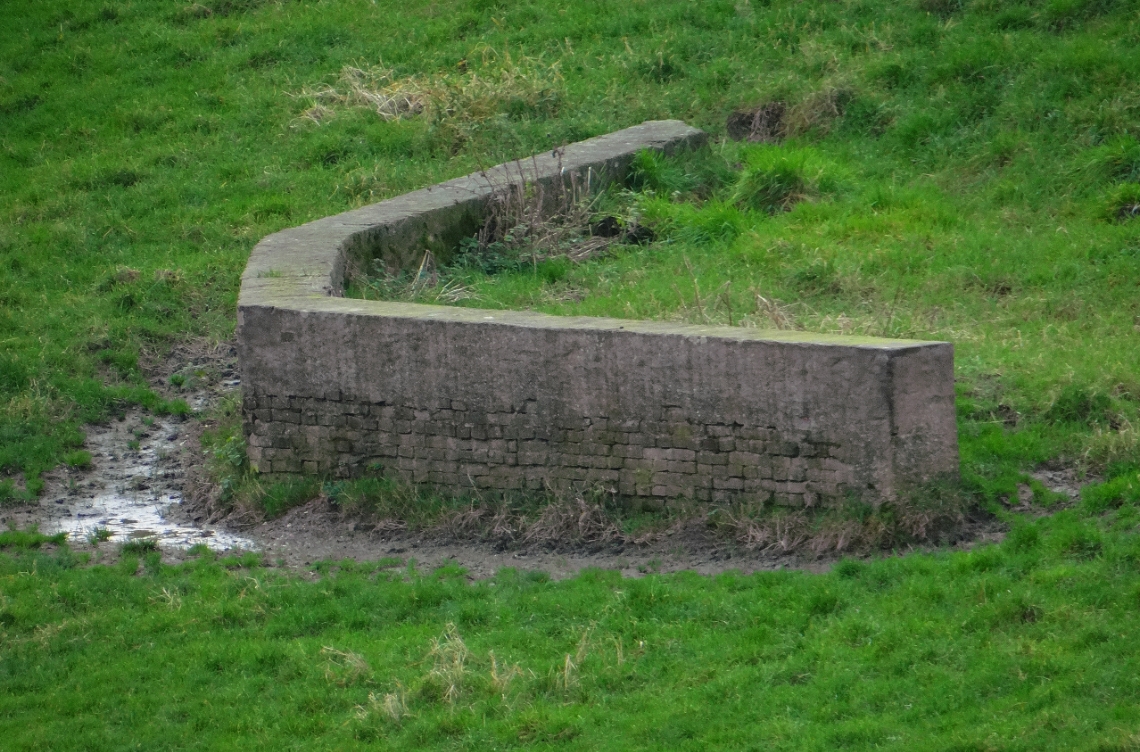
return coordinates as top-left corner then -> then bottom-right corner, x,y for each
238,120 -> 958,506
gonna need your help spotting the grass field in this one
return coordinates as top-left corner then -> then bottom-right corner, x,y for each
4,510 -> 1140,750
3,0 -> 1140,746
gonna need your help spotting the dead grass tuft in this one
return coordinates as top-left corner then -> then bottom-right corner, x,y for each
430,495 -> 622,547
153,268 -> 183,284
521,496 -> 622,545
436,503 -> 497,540
489,651 -> 523,696
357,685 -> 409,723
1082,419 -> 1139,472
360,622 -> 614,724
339,477 -> 978,557
322,646 -> 372,687
751,292 -> 798,330
783,87 -> 856,137
294,49 -> 562,128
426,623 -> 470,706
718,491 -> 970,555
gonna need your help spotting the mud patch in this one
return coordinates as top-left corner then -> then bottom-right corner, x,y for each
726,102 -> 787,143
1031,466 -> 1085,502
3,340 -> 253,552
242,496 -> 837,579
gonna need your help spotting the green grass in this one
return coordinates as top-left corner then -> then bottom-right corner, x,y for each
4,0 -> 1140,744
0,527 -> 68,549
4,504 -> 1140,749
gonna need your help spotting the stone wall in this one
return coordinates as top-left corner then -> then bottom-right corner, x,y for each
245,394 -> 847,504
238,121 -> 959,506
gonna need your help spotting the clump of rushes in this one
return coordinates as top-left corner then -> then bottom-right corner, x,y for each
729,145 -> 845,213
120,538 -> 158,555
64,451 -> 92,470
627,146 -> 737,199
1104,182 -> 1140,222
0,527 -> 68,549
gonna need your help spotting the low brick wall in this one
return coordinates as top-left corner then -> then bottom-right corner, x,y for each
238,121 -> 958,506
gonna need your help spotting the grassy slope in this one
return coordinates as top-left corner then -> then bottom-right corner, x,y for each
3,521 -> 1140,751
2,0 -> 1139,495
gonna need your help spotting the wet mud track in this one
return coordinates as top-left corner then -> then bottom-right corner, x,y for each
5,411 -> 254,551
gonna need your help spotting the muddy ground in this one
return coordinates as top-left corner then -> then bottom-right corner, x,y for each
2,340 -> 1085,580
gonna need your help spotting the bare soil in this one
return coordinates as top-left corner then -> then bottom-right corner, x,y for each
236,496 -> 843,578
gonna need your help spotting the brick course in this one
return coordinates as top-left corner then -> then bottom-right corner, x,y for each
243,392 -> 857,505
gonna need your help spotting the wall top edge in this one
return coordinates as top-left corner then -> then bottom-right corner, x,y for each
239,120 -> 705,287
239,119 -> 949,353
238,294 -> 949,352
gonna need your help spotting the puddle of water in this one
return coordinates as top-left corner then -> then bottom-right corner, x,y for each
51,490 -> 255,550
40,415 -> 257,551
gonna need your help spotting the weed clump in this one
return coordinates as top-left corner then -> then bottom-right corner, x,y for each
1105,182 -> 1140,222
320,468 -> 978,557
63,450 -> 92,469
193,396 -> 318,522
1080,467 -> 1140,514
121,538 -> 158,555
0,481 -> 20,507
1093,136 -> 1140,184
353,162 -> 657,302
627,147 -> 735,199
462,172 -> 625,268
729,146 -> 844,213
732,158 -> 809,213
712,484 -> 974,556
1045,385 -> 1114,427
325,478 -> 625,548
